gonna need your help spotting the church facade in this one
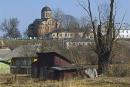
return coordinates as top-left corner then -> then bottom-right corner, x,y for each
28,6 -> 60,38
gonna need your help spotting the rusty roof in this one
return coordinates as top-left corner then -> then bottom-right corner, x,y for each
37,52 -> 72,63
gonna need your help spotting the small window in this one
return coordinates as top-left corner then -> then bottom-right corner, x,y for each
40,27 -> 42,29
126,30 -> 128,33
79,43 -> 81,46
73,43 -> 75,45
65,33 -> 67,37
60,34 -> 62,37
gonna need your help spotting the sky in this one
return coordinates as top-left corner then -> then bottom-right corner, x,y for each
0,0 -> 130,35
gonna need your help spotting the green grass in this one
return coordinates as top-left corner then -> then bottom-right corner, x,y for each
0,63 -> 10,74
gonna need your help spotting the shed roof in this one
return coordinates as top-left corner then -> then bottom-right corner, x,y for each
4,44 -> 42,60
0,48 -> 11,60
37,52 -> 72,63
51,66 -> 80,71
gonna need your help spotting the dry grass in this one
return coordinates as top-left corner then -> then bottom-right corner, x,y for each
0,75 -> 130,87
0,64 -> 130,87
107,64 -> 130,77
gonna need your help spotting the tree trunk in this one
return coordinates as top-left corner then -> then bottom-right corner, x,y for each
98,51 -> 111,75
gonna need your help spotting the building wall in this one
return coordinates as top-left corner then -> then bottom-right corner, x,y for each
10,57 -> 34,74
117,30 -> 130,38
36,19 -> 59,37
54,56 -> 72,67
66,41 -> 91,48
50,32 -> 92,39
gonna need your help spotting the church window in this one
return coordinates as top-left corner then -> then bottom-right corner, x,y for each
45,12 -> 47,18
46,12 -> 48,18
50,20 -> 52,25
46,13 -> 48,17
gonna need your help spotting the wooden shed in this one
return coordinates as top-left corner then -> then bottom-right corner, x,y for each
10,44 -> 40,74
31,52 -> 78,80
10,57 -> 35,74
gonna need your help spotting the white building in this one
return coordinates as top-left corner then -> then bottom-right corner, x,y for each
65,41 -> 92,48
117,29 -> 130,38
44,23 -> 130,41
47,29 -> 94,40
116,23 -> 130,38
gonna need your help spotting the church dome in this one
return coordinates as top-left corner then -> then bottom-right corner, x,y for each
42,6 -> 51,12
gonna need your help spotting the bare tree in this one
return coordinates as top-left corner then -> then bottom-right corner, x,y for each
53,9 -> 79,30
80,16 -> 92,38
79,0 -> 116,74
62,14 -> 80,30
23,28 -> 28,38
0,18 -> 21,39
53,8 -> 64,29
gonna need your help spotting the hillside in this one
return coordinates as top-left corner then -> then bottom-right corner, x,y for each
1,39 -> 130,64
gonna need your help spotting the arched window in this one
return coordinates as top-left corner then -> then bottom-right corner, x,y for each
45,12 -> 47,18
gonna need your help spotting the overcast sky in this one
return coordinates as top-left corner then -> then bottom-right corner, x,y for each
0,0 -> 129,35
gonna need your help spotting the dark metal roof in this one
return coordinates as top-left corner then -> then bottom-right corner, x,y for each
42,6 -> 51,12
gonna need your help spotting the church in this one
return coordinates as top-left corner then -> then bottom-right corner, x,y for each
28,6 -> 60,38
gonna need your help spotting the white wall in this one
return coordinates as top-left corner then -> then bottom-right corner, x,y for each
117,30 -> 130,38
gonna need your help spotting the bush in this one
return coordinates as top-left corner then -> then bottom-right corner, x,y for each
0,63 -> 10,74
